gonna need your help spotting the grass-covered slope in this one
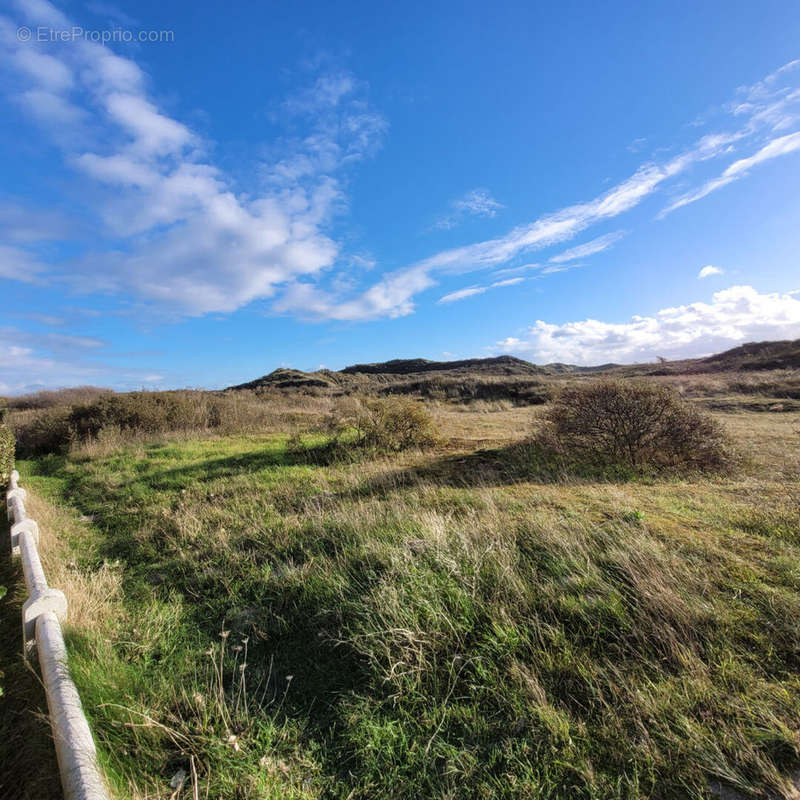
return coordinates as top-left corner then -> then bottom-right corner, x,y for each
9,409 -> 800,799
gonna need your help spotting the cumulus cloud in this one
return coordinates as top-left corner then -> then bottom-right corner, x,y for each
698,265 -> 724,278
493,285 -> 800,365
0,0 -> 385,315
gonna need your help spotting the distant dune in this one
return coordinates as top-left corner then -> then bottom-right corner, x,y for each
228,338 -> 800,394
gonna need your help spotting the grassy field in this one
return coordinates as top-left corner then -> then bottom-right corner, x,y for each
3,405 -> 800,799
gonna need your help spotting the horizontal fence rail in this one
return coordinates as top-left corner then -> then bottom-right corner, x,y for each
6,469 -> 111,800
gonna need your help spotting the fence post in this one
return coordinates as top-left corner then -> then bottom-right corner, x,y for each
6,473 -> 111,800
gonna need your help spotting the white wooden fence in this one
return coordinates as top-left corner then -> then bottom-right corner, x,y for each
6,469 -> 111,800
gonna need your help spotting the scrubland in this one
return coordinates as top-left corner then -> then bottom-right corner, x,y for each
1,380 -> 800,799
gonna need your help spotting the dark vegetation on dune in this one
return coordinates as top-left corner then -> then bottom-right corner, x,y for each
224,339 -> 800,406
228,338 -> 800,392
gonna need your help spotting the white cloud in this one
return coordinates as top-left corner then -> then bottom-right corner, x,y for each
0,202 -> 76,242
491,277 -> 524,287
13,48 -> 73,90
493,285 -> 800,365
102,92 -> 194,157
549,230 -> 626,264
0,245 -> 48,282
18,88 -> 85,124
493,262 -> 540,277
0,325 -> 177,394
283,73 -> 357,115
1,0 -> 385,315
2,6 -> 799,329
698,265 -> 724,279
456,189 -> 503,217
20,313 -> 65,326
436,275 -> 525,304
85,1 -> 139,27
434,188 -> 504,229
328,64 -> 798,321
663,131 -> 800,215
282,128 -> 754,321
541,262 -> 581,275
438,285 -> 487,304
0,327 -> 97,393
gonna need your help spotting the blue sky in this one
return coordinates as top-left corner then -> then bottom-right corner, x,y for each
1,0 -> 800,392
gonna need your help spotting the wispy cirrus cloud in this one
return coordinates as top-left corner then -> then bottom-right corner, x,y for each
437,276 -> 524,304
548,230 -> 626,264
278,135 -> 734,320
282,60 -> 800,321
661,130 -> 800,215
657,61 -> 800,217
493,285 -> 800,365
437,285 -> 487,304
433,188 -> 504,230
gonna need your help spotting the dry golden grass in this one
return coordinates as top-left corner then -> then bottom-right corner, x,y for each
26,492 -> 123,630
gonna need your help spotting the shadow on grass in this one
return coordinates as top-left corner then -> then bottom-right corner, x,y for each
0,519 -> 63,800
93,447 -> 293,490
339,440 -> 640,499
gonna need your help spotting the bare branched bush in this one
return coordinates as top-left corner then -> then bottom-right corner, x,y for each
538,379 -> 733,472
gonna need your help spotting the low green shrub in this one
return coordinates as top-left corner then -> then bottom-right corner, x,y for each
330,396 -> 438,451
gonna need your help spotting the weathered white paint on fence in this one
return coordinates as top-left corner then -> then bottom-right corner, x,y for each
6,469 -> 111,800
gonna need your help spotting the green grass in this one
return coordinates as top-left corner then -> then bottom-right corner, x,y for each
8,415 -> 800,799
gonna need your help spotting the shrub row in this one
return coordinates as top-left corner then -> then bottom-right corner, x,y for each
11,391 -> 276,458
380,376 -> 551,404
2,385 -> 113,411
